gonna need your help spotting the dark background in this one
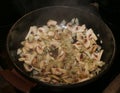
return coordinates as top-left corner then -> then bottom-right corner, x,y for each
0,0 -> 120,93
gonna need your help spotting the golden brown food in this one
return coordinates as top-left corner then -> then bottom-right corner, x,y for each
17,18 -> 105,85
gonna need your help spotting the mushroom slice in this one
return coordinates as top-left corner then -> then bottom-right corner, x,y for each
78,24 -> 86,32
17,48 -> 22,55
24,42 -> 34,49
18,58 -> 25,61
86,28 -> 97,40
35,46 -> 43,54
39,61 -> 46,69
50,39 -> 60,48
47,20 -> 57,26
25,26 -> 37,40
73,42 -> 82,50
23,53 -> 36,65
96,61 -> 105,67
28,34 -> 34,42
23,63 -> 33,72
57,50 -> 66,62
60,20 -> 66,29
48,31 -> 55,37
75,18 -> 79,25
38,27 -> 45,33
51,68 -> 66,76
76,33 -> 84,42
40,77 -> 51,83
91,50 -> 104,60
79,77 -> 90,82
54,31 -> 61,40
83,38 -> 90,48
31,57 -> 37,66
88,44 -> 98,53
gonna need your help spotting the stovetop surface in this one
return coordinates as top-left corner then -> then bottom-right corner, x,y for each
0,0 -> 120,93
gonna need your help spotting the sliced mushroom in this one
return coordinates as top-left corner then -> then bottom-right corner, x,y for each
40,77 -> 51,83
91,50 -> 104,60
76,53 -> 81,62
18,58 -> 25,61
39,61 -> 46,69
79,77 -> 89,82
73,42 -> 82,50
83,38 -> 90,48
96,61 -> 105,67
51,68 -> 66,75
48,31 -> 55,37
23,63 -> 33,72
54,31 -> 61,40
51,79 -> 59,84
75,18 -> 79,25
38,27 -> 46,33
60,20 -> 66,29
76,32 -> 85,42
28,34 -> 34,42
17,48 -> 22,55
50,39 -> 60,48
32,57 -> 37,65
86,28 -> 97,40
34,35 -> 40,40
47,20 -> 57,26
77,24 -> 86,32
22,53 -> 36,65
57,50 -> 66,62
35,46 -> 43,54
25,26 -> 37,40
88,44 -> 99,53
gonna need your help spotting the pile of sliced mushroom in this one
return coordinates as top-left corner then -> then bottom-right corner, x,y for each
17,18 -> 105,85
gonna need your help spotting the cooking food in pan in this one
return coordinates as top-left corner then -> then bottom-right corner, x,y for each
17,18 -> 105,85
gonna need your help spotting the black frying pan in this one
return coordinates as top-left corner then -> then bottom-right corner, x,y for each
6,6 -> 115,92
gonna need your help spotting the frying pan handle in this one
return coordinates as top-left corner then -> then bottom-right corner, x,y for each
103,74 -> 120,93
0,69 -> 37,93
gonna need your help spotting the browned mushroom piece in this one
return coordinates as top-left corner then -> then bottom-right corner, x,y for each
23,63 -> 33,72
